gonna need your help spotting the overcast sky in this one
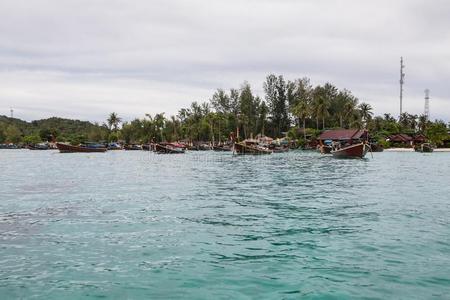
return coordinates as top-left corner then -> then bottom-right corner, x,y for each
0,0 -> 449,122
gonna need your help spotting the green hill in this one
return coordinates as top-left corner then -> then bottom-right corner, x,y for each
0,115 -> 108,143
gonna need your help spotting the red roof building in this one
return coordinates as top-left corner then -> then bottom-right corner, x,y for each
413,134 -> 427,143
388,134 -> 412,143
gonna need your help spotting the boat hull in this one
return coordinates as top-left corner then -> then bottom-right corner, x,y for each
320,145 -> 332,154
124,145 -> 142,150
212,145 -> 232,152
56,143 -> 107,153
28,144 -> 49,150
331,143 -> 368,159
234,143 -> 272,155
154,144 -> 185,154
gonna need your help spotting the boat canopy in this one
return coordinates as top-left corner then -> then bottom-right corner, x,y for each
318,129 -> 367,141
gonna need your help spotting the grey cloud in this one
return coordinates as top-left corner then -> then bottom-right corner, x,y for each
0,0 -> 449,121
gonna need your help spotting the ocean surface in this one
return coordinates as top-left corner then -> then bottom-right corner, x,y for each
1,149 -> 449,299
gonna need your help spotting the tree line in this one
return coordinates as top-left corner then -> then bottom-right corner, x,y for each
1,74 -> 449,146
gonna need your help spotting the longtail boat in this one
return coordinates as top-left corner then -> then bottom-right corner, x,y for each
28,143 -> 50,150
56,142 -> 107,153
271,146 -> 289,153
415,143 -> 433,153
124,144 -> 142,150
331,142 -> 369,159
154,143 -> 185,154
233,141 -> 272,155
212,144 -> 232,152
320,145 -> 332,154
107,143 -> 123,150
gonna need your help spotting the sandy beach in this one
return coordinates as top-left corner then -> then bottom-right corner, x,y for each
385,148 -> 450,152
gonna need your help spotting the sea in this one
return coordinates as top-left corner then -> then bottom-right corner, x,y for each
1,149 -> 449,299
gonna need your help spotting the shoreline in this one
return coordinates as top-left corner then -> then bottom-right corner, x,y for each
384,148 -> 450,152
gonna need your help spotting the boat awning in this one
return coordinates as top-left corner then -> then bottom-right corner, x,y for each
318,129 -> 367,141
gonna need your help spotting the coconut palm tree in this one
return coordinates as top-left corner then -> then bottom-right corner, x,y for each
359,102 -> 373,127
314,94 -> 329,130
291,100 -> 310,140
342,98 -> 358,128
107,112 -> 122,132
418,114 -> 428,133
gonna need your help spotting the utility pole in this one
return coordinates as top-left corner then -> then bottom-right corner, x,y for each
399,57 -> 405,119
424,89 -> 430,120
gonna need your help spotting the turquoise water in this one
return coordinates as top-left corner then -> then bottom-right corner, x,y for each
1,150 -> 449,299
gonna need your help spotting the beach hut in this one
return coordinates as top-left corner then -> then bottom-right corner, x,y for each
387,133 -> 413,147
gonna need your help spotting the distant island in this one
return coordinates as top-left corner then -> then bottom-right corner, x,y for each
1,74 -> 449,148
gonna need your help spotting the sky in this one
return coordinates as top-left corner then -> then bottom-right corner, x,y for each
0,0 -> 449,122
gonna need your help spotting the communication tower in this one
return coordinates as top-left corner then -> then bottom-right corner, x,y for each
424,89 -> 430,120
399,57 -> 405,118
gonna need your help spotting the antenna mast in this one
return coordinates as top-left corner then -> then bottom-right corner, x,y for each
424,89 -> 430,120
399,57 -> 405,118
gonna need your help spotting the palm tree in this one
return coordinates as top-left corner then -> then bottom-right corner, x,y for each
399,112 -> 410,129
291,100 -> 310,140
359,102 -> 373,127
107,112 -> 121,132
418,114 -> 428,133
154,113 -> 166,142
314,94 -> 329,130
409,114 -> 418,132
343,98 -> 358,128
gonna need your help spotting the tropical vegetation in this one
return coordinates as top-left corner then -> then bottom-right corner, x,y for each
1,74 -> 449,147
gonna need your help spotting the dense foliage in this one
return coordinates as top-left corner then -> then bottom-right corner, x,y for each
1,74 -> 449,147
0,115 -> 108,145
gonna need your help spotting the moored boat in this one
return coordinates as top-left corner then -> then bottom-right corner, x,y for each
331,142 -> 369,159
319,145 -> 332,154
212,144 -> 232,152
319,139 -> 333,154
154,143 -> 185,154
28,143 -> 50,150
233,141 -> 272,155
415,143 -> 433,153
56,142 -> 107,153
107,142 -> 123,150
124,144 -> 142,150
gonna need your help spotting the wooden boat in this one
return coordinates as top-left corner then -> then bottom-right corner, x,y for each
154,143 -> 185,154
415,143 -> 433,153
28,143 -> 49,150
188,143 -> 210,151
212,144 -> 232,152
320,145 -> 332,154
0,143 -> 19,149
270,146 -> 289,153
124,144 -> 142,150
233,141 -> 272,155
56,142 -> 107,153
107,143 -> 122,150
331,142 -> 369,159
